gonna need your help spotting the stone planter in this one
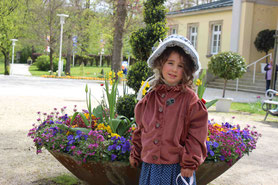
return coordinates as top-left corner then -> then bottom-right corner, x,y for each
216,98 -> 233,112
49,151 -> 236,185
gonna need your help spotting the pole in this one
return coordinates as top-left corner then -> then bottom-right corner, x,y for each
10,39 -> 17,75
270,24 -> 278,90
58,22 -> 64,77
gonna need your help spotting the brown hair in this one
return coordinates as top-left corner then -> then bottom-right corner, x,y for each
152,46 -> 195,89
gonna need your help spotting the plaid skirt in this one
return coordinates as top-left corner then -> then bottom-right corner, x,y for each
139,162 -> 196,185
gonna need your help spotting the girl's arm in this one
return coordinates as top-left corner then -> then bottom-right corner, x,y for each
180,100 -> 208,171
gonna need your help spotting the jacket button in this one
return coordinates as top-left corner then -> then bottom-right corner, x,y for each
161,93 -> 165,98
159,107 -> 163,112
152,155 -> 158,160
153,139 -> 159,144
155,123 -> 160,128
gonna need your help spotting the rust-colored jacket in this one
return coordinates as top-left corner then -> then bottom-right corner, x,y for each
130,84 -> 208,170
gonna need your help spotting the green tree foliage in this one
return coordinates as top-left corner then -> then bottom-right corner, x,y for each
127,61 -> 153,93
0,0 -> 26,75
208,51 -> 247,98
254,29 -> 275,58
129,0 -> 167,62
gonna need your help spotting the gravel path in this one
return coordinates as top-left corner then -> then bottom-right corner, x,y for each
0,75 -> 277,185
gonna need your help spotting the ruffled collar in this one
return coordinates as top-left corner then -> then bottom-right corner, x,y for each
154,83 -> 185,92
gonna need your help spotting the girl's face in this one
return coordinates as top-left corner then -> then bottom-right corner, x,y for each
162,51 -> 184,86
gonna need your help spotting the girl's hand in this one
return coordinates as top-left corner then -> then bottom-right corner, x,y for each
129,156 -> 138,168
181,168 -> 194,177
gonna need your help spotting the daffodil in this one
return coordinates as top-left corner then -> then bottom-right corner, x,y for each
196,79 -> 202,86
117,71 -> 123,78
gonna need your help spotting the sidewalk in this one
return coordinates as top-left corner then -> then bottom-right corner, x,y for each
5,64 -> 264,103
10,64 -> 31,76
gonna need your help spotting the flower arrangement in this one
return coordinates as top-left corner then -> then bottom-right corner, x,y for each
28,71 -> 261,167
28,71 -> 135,164
206,119 -> 261,165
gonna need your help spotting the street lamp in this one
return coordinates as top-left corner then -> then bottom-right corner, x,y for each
10,39 -> 18,75
57,14 -> 69,77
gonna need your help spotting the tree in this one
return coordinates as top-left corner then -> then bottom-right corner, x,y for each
129,0 -> 167,62
111,0 -> 128,72
26,0 -> 65,74
208,52 -> 247,98
0,0 -> 25,75
254,29 -> 275,63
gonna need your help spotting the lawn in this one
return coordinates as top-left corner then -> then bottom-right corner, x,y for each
29,64 -> 111,77
0,58 -> 4,74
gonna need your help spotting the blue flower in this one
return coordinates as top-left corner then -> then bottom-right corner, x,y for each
111,154 -> 117,161
116,145 -> 121,150
209,150 -> 214,156
213,142 -> 219,148
108,145 -> 113,151
220,155 -> 225,161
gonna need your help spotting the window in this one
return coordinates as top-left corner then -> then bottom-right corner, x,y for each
187,23 -> 199,50
207,20 -> 223,56
211,24 -> 221,54
169,25 -> 178,35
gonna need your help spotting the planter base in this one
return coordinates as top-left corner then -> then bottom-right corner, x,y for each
49,151 -> 236,185
216,98 -> 233,112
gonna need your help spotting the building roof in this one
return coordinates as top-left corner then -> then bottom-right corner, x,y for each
167,0 -> 233,16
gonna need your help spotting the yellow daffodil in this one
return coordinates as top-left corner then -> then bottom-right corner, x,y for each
117,71 -> 123,78
141,81 -> 145,87
142,88 -> 147,96
196,79 -> 202,86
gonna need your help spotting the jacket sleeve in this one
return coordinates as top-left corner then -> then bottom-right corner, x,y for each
130,98 -> 145,163
264,64 -> 270,71
180,100 -> 208,170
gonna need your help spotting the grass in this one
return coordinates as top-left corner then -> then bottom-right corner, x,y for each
0,59 -> 4,74
33,174 -> 83,185
29,64 -> 111,77
230,101 -> 265,115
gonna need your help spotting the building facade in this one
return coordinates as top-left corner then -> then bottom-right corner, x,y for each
166,0 -> 278,70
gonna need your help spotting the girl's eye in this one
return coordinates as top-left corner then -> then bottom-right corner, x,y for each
178,65 -> 183,68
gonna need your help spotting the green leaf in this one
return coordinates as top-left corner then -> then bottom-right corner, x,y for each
205,99 -> 218,109
109,119 -> 122,133
70,112 -> 79,125
79,113 -> 90,127
93,105 -> 104,122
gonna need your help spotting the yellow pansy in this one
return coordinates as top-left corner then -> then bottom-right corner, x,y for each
207,137 -> 210,141
111,133 -> 120,138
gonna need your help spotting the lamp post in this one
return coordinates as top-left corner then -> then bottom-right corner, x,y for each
10,39 -> 18,75
57,14 -> 69,77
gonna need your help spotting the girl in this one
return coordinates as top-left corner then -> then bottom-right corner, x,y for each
129,35 -> 208,185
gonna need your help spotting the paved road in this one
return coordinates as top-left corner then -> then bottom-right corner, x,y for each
1,63 -> 264,103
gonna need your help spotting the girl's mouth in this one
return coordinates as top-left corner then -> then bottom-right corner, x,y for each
168,73 -> 176,78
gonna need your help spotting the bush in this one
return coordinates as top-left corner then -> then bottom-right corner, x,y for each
208,51 -> 246,98
35,55 -> 63,72
19,46 -> 32,63
126,61 -> 153,93
116,94 -> 138,120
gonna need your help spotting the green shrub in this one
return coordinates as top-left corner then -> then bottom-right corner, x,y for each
127,61 -> 153,93
116,94 -> 138,120
208,51 -> 246,98
19,46 -> 32,63
35,55 -> 63,72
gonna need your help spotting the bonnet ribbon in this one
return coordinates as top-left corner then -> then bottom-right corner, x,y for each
176,173 -> 193,185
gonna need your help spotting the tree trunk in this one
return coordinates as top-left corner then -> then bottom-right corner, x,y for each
66,34 -> 72,75
111,0 -> 127,73
50,47 -> 54,74
3,51 -> 10,75
223,79 -> 227,98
